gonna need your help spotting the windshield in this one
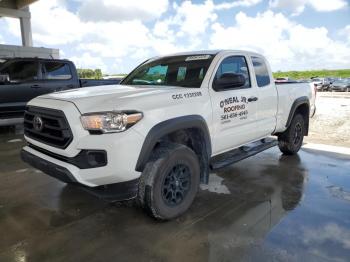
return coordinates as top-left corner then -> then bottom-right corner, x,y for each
121,54 -> 214,88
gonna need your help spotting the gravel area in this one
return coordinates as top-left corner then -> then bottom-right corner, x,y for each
305,93 -> 350,148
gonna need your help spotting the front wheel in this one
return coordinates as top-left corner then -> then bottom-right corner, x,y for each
137,143 -> 200,220
278,114 -> 305,155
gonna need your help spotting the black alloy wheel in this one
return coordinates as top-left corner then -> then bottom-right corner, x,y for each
162,164 -> 191,207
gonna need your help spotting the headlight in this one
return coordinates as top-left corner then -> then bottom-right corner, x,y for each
80,111 -> 143,133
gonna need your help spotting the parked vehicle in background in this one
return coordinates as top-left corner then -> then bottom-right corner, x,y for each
275,77 -> 298,83
330,78 -> 350,92
21,50 -> 315,220
311,77 -> 331,91
0,58 -> 121,126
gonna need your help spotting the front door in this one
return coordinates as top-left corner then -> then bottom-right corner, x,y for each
209,55 -> 259,155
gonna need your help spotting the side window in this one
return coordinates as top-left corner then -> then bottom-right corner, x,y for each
214,56 -> 251,90
43,62 -> 72,80
1,61 -> 39,81
252,56 -> 271,87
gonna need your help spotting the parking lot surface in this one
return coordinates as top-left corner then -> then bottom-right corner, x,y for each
306,94 -> 350,147
0,126 -> 349,262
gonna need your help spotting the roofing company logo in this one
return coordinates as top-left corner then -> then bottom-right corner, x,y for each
33,115 -> 44,132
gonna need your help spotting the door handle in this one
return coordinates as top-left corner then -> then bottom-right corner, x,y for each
248,96 -> 258,102
30,84 -> 40,88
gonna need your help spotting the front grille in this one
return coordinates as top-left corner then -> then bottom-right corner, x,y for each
24,106 -> 73,149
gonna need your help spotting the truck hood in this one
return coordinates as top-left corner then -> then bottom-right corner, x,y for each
39,84 -> 188,113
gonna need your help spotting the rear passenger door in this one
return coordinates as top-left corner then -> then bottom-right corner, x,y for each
251,56 -> 278,137
209,55 -> 259,155
37,61 -> 75,96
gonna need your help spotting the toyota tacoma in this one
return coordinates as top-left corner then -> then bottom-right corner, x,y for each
21,50 -> 316,220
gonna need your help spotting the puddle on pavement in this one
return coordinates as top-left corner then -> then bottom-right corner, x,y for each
0,128 -> 350,262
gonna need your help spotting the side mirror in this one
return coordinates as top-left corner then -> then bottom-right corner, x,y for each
214,73 -> 246,90
0,74 -> 10,84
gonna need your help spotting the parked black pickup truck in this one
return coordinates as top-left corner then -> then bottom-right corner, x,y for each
0,57 -> 122,126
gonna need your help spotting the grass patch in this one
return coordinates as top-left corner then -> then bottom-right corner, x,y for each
273,69 -> 350,80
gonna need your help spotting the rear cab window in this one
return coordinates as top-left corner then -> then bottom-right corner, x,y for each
251,56 -> 271,87
42,61 -> 72,80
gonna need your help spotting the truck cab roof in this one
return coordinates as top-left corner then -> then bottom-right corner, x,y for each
152,50 -> 265,59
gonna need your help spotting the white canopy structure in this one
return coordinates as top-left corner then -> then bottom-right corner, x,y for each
0,0 -> 59,58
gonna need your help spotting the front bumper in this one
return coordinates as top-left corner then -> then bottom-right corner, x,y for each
21,148 -> 77,183
21,148 -> 139,201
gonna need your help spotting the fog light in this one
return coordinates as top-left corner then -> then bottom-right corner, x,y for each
85,151 -> 107,168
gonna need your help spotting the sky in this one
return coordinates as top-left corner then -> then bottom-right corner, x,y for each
0,0 -> 349,74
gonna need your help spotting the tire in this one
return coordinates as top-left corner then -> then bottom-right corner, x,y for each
137,143 -> 200,220
278,114 -> 305,155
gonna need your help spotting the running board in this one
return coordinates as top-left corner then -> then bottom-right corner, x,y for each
210,137 -> 278,170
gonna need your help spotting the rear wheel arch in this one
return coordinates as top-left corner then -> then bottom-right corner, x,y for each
135,115 -> 212,184
285,97 -> 310,136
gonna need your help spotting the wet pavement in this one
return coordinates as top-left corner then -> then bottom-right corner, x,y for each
0,127 -> 350,262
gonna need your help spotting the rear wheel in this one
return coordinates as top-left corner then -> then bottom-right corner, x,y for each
137,143 -> 200,220
278,114 -> 305,155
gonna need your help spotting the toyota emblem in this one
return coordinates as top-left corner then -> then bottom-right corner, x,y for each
33,115 -> 44,131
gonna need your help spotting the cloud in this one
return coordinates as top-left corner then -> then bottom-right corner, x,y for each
269,0 -> 348,16
307,0 -> 348,12
17,0 -> 87,45
210,11 -> 350,71
339,25 -> 350,43
70,52 -> 108,71
303,223 -> 350,250
149,0 -> 263,52
2,0 -> 349,74
77,20 -> 152,58
216,0 -> 263,10
151,1 -> 219,53
171,1 -> 218,37
78,0 -> 169,22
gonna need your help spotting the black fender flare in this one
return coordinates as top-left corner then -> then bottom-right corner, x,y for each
135,115 -> 212,173
285,96 -> 310,127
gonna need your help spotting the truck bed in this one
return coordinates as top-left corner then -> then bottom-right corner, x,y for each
275,82 -> 315,132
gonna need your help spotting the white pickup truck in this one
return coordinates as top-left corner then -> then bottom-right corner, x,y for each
21,50 -> 316,220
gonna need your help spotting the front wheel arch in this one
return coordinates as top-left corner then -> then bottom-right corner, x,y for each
135,115 -> 211,183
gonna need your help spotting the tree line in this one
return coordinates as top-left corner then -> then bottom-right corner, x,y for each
77,69 -> 103,79
273,69 -> 350,80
